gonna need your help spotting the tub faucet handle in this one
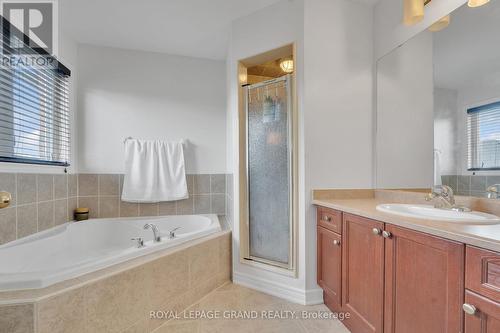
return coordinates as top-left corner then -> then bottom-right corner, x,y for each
169,227 -> 181,239
131,237 -> 144,248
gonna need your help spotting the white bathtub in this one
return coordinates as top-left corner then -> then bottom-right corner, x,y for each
0,214 -> 221,291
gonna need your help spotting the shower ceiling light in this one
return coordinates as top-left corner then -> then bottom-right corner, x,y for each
468,0 -> 490,7
280,58 -> 294,74
428,15 -> 450,32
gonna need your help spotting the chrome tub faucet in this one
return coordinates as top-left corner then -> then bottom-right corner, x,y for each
487,184 -> 500,199
144,223 -> 162,242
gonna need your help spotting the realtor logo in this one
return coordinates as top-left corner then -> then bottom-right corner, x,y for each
0,0 -> 58,55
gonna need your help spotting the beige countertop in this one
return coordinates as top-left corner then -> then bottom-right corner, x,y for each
312,190 -> 500,253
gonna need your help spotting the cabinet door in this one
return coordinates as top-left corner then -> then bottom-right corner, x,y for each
464,290 -> 500,333
342,214 -> 385,333
317,226 -> 342,311
384,224 -> 464,333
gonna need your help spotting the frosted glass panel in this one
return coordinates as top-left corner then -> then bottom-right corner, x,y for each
247,77 -> 291,265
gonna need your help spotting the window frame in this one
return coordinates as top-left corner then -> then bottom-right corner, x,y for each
466,100 -> 500,171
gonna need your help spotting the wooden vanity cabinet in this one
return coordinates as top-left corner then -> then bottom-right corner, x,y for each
383,224 -> 464,333
316,207 -> 467,333
463,246 -> 500,333
342,214 -> 385,333
317,226 -> 342,311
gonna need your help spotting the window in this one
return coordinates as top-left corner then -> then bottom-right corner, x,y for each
467,101 -> 500,170
0,17 -> 71,166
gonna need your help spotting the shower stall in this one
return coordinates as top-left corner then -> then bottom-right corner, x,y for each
241,75 -> 295,270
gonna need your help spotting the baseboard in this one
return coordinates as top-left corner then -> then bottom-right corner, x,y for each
233,271 -> 324,305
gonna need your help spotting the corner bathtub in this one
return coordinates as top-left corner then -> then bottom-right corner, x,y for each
0,214 -> 221,291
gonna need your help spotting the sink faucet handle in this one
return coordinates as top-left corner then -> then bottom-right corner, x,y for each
487,184 -> 500,199
131,237 -> 144,248
169,227 -> 181,239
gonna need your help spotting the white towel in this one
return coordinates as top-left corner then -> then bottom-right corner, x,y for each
121,139 -> 188,203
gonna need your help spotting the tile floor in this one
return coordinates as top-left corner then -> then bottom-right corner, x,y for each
153,283 -> 351,333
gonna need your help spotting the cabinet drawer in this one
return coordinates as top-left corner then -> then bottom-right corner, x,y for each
466,246 -> 500,301
317,207 -> 342,234
464,290 -> 500,333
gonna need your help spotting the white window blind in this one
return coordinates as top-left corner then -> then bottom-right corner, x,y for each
0,18 -> 71,166
467,101 -> 500,170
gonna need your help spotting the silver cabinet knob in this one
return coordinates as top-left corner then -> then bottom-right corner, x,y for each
372,228 -> 382,235
382,231 -> 392,239
333,240 -> 341,246
323,215 -> 332,222
463,303 -> 477,315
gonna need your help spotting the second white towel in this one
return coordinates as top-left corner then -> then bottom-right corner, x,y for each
121,139 -> 188,203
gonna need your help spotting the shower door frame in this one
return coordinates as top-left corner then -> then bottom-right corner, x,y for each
241,74 -> 296,271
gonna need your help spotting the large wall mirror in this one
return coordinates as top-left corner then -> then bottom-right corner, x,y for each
376,1 -> 500,198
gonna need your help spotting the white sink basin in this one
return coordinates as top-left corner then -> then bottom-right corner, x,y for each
376,204 -> 500,224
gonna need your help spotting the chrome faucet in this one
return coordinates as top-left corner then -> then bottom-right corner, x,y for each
169,227 -> 181,239
144,223 -> 162,242
425,185 -> 470,212
487,184 -> 500,199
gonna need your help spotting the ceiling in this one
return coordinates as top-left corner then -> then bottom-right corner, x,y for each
434,0 -> 500,90
59,0 -> 282,60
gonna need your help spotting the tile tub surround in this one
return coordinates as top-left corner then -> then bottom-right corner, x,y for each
0,173 -> 78,246
312,189 -> 500,253
0,230 -> 232,333
0,172 -> 231,245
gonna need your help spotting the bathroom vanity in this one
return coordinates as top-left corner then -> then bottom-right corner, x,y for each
314,190 -> 500,333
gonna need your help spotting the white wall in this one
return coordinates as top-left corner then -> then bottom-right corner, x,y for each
376,32 -> 434,188
77,44 -> 226,174
227,0 -> 374,304
303,0 -> 373,292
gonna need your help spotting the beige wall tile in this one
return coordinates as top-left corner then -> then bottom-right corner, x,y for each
85,267 -> 151,333
53,175 -> 68,200
78,196 -> 99,218
186,175 -> 194,194
122,319 -> 148,333
0,303 -> 34,333
99,174 -> 119,196
17,174 -> 36,205
68,197 -> 78,221
37,288 -> 86,333
193,175 -> 210,194
38,201 -> 55,231
17,204 -> 37,238
0,173 -> 16,206
194,195 -> 210,214
54,199 -> 68,225
68,174 -> 78,197
210,174 -> 226,194
139,203 -> 158,217
99,196 -> 119,218
176,197 -> 193,215
120,201 -> 139,217
211,194 -> 226,215
0,207 -> 16,245
159,201 -> 176,216
37,174 -> 54,202
189,237 -> 219,287
149,250 -> 190,308
78,174 -> 98,196
218,233 -> 232,283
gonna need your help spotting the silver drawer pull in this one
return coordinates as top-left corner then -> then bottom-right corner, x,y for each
333,240 -> 341,246
372,228 -> 382,236
382,231 -> 392,239
462,303 -> 477,315
322,215 -> 332,222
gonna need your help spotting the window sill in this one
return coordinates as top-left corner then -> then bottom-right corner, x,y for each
0,162 -> 70,174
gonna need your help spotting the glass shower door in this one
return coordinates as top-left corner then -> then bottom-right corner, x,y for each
245,75 -> 292,268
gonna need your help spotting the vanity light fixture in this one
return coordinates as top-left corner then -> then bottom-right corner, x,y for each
428,15 -> 450,32
279,57 -> 294,74
468,0 -> 490,7
403,0 -> 424,25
